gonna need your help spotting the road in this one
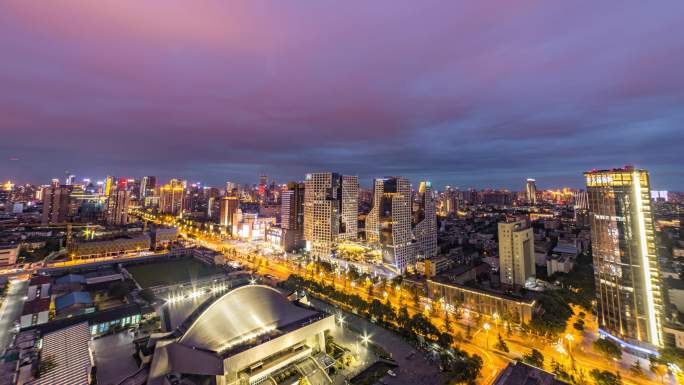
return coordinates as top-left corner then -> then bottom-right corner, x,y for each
0,279 -> 28,353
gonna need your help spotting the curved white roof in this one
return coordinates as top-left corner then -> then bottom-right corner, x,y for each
178,285 -> 317,352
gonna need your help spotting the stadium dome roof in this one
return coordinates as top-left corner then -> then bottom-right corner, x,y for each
178,285 -> 317,352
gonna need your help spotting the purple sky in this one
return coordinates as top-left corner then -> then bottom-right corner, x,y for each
1,1 -> 683,190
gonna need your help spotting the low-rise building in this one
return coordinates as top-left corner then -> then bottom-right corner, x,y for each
0,243 -> 19,267
147,285 -> 334,385
71,233 -> 151,260
427,278 -> 537,324
546,256 -> 574,276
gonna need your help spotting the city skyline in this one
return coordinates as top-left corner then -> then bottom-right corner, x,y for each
1,2 -> 684,189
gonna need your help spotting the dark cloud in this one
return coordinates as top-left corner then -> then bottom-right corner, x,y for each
1,1 -> 683,189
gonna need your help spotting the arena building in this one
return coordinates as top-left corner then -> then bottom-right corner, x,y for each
147,284 -> 335,385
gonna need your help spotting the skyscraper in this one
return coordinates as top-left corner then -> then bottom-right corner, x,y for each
140,176 -> 157,198
585,167 -> 663,349
339,175 -> 359,241
525,178 -> 537,205
303,172 -> 358,257
498,219 -> 535,287
281,182 -> 305,251
414,181 -> 438,259
106,189 -> 130,225
219,196 -> 240,229
41,185 -> 73,225
366,177 -> 415,273
159,179 -> 184,216
258,175 -> 268,197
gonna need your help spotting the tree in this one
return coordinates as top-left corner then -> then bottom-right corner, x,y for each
139,288 -> 156,304
593,339 -> 622,361
108,281 -> 133,300
589,369 -> 622,385
630,359 -> 643,377
444,353 -> 483,385
444,311 -> 452,333
522,349 -> 544,368
438,332 -> 454,350
495,333 -> 509,353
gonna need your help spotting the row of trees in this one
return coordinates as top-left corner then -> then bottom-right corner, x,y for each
280,275 -> 483,384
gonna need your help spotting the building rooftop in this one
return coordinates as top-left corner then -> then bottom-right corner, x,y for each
178,285 -> 320,354
27,322 -> 91,385
55,291 -> 93,312
55,274 -> 86,285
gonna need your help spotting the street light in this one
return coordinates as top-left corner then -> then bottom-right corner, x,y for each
483,322 -> 491,350
361,332 -> 371,345
564,333 -> 575,354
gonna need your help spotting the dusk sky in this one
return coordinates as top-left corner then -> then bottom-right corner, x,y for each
1,1 -> 683,190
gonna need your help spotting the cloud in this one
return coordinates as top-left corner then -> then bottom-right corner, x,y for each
1,1 -> 683,189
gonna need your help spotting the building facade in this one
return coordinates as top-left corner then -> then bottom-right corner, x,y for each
303,172 -> 358,257
159,179 -> 185,216
219,196 -> 240,229
107,189 -> 130,225
498,220 -> 535,287
525,178 -> 537,205
366,177 -> 415,273
414,181 -> 438,259
585,167 -> 663,349
41,185 -> 72,225
281,182 -> 305,251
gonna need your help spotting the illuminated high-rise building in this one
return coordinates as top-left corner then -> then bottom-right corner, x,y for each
498,219 -> 535,287
525,178 -> 537,205
303,172 -> 358,257
339,175 -> 358,241
585,167 -> 663,349
414,181 -> 438,259
219,196 -> 239,229
366,177 -> 415,273
41,185 -> 73,224
104,176 -> 116,197
106,189 -> 130,225
258,175 -> 268,197
281,182 -> 306,251
159,179 -> 185,216
140,176 -> 157,198
225,181 -> 236,196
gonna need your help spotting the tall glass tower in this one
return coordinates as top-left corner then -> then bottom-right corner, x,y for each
585,167 -> 662,349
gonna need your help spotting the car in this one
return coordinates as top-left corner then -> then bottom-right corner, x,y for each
387,370 -> 397,377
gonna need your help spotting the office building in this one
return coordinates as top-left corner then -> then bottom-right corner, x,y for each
585,167 -> 663,349
526,178 -> 537,205
498,219 -> 535,287
366,177 -> 415,273
281,182 -> 305,251
106,189 -> 130,225
258,175 -> 268,197
41,185 -> 73,225
414,181 -> 438,259
159,179 -> 185,216
140,176 -> 157,198
339,175 -> 358,241
303,172 -> 358,257
219,196 -> 240,229
225,181 -> 236,196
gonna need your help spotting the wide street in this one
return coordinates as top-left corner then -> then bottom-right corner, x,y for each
0,279 -> 28,353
